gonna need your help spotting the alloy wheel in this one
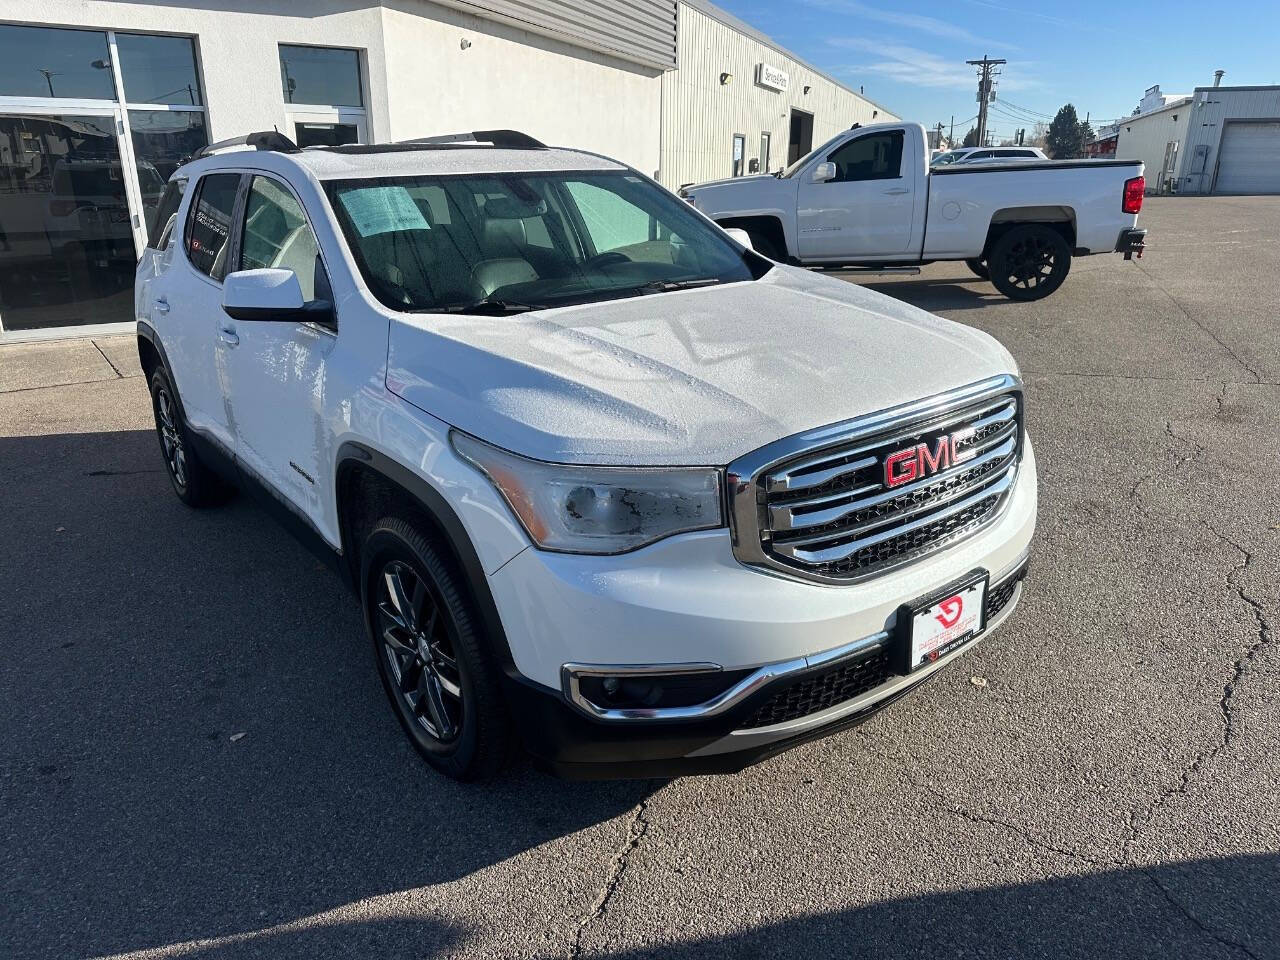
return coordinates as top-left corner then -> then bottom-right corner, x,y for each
376,560 -> 464,742
156,387 -> 187,488
1000,234 -> 1057,291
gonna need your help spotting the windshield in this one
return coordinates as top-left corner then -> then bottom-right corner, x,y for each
324,170 -> 757,313
780,132 -> 847,179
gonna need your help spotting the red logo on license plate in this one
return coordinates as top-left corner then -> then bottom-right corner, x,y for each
935,595 -> 964,628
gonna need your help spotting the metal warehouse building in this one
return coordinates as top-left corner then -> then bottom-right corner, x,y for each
0,0 -> 892,341
1116,80 -> 1280,195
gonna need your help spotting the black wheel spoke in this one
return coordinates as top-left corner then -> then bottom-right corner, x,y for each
420,669 -> 456,739
384,566 -> 418,633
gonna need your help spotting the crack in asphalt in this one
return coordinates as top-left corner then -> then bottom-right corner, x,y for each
1132,260 -> 1263,383
1142,868 -> 1263,960
569,797 -> 651,958
91,339 -> 126,379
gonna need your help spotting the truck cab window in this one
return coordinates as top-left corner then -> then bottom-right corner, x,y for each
827,131 -> 904,182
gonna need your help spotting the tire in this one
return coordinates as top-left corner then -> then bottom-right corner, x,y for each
964,258 -> 990,280
148,367 -> 231,507
746,229 -> 784,261
361,516 -> 513,781
987,224 -> 1072,301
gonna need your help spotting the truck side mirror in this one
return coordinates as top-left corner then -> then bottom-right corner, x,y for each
811,162 -> 837,183
222,268 -> 334,326
722,227 -> 754,250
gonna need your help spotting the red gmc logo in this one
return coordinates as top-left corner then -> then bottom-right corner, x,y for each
884,427 -> 977,488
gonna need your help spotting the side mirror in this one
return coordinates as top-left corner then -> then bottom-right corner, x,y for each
810,161 -> 837,183
722,227 -> 754,250
222,268 -> 333,326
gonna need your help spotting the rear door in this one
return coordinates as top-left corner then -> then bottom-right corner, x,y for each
148,171 -> 243,451
218,172 -> 336,530
796,127 -> 921,259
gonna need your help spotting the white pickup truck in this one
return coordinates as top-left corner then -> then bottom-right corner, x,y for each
681,122 -> 1147,301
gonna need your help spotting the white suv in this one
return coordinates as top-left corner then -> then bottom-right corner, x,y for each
136,129 -> 1037,781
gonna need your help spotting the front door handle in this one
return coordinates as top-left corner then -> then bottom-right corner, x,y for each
218,325 -> 239,347
153,297 -> 170,314
884,187 -> 910,195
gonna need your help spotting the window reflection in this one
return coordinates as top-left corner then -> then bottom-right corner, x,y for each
116,33 -> 203,105
279,45 -> 362,107
0,25 -> 115,100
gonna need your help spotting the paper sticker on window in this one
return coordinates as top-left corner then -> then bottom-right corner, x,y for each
339,186 -> 429,236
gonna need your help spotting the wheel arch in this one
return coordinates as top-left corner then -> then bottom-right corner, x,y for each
334,443 -> 519,676
983,207 -> 1076,259
714,214 -> 790,260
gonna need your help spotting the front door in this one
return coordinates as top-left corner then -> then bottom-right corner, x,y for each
220,173 -> 335,534
0,113 -> 136,333
796,128 -> 915,260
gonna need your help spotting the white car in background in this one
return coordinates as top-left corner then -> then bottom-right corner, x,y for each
932,146 -> 1048,166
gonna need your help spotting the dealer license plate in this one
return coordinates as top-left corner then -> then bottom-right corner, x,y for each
905,573 -> 988,672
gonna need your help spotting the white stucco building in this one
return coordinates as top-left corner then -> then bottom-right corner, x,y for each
0,0 -> 894,340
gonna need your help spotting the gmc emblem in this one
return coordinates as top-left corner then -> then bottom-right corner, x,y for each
884,428 -> 977,488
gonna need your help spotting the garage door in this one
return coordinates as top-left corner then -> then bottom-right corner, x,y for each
1215,121 -> 1280,194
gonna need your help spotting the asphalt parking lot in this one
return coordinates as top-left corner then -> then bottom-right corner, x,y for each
2,196 -> 1277,960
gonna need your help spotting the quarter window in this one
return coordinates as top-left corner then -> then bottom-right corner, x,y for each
147,178 -> 187,250
826,131 -> 904,182
240,176 -> 326,302
185,173 -> 242,280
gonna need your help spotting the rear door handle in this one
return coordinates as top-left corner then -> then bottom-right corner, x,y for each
884,188 -> 910,195
153,297 -> 170,314
218,325 -> 239,347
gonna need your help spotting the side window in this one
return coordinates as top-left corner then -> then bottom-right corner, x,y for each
564,180 -> 651,253
968,150 -> 994,161
240,175 -> 325,301
185,173 -> 241,279
827,131 -> 904,182
147,178 -> 186,250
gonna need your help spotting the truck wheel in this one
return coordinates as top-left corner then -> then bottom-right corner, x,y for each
361,516 -> 513,781
747,229 -> 784,261
988,225 -> 1071,301
964,258 -> 990,280
148,367 -> 231,507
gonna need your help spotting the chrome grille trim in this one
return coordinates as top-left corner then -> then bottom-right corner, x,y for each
727,375 -> 1023,585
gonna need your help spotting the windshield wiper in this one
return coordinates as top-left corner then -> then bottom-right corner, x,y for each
635,277 -> 722,294
426,296 -> 537,316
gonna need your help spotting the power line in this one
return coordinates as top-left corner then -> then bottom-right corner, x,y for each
997,98 -> 1055,120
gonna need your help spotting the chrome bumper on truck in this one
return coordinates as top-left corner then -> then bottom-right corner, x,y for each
1117,228 -> 1147,260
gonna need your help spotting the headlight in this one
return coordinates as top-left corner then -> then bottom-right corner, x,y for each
451,431 -> 724,554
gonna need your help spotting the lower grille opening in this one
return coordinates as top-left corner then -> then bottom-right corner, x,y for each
741,648 -> 894,729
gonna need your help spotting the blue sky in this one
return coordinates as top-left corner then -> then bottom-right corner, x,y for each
714,0 -> 1280,139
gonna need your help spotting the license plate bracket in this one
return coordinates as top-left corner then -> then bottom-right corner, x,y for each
897,570 -> 989,673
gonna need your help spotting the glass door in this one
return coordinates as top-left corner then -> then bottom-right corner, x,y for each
0,111 -> 136,331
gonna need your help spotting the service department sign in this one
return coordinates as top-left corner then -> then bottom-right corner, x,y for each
755,62 -> 789,93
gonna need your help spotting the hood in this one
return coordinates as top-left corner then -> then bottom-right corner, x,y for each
684,173 -> 778,192
386,267 -> 1018,466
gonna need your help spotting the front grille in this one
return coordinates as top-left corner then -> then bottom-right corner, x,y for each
733,383 -> 1022,583
742,648 -> 894,728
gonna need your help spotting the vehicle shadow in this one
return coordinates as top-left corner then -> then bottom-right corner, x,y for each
0,429 -> 652,959
846,274 -> 1008,313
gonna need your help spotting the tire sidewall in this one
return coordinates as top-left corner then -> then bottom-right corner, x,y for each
148,367 -> 190,501
360,523 -> 484,777
989,225 -> 1071,301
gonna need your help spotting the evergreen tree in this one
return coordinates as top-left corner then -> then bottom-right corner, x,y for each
1046,104 -> 1085,159
962,126 -> 979,148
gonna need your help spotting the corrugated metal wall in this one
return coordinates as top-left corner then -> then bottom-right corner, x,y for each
431,0 -> 677,70
1176,86 -> 1280,194
660,3 -> 896,187
1114,101 -> 1191,194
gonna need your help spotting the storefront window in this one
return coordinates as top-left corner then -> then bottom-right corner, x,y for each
0,25 -> 116,100
116,33 -> 203,105
279,45 -> 362,107
129,110 -> 208,228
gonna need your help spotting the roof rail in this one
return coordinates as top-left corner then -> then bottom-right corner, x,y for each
400,129 -> 546,149
192,130 -> 300,160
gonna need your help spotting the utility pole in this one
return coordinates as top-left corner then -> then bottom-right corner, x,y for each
949,114 -> 955,146
934,121 -> 944,150
966,55 -> 1006,149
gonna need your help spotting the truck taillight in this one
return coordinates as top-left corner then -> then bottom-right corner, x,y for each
1122,176 -> 1144,214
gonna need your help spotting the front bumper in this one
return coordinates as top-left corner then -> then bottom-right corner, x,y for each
489,439 -> 1037,777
